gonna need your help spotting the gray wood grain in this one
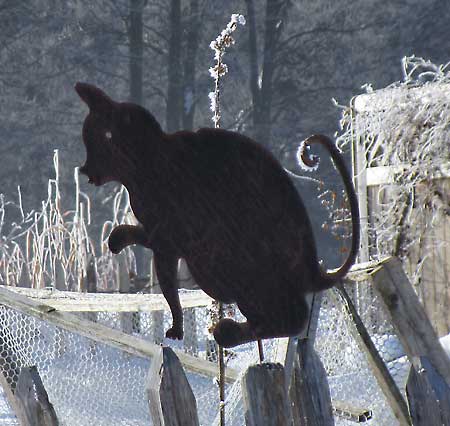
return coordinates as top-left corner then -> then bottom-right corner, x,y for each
146,346 -> 199,426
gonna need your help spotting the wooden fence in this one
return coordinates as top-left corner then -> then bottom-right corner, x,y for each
352,90 -> 450,337
0,257 -> 449,425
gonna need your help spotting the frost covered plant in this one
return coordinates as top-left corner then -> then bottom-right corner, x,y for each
209,14 -> 245,127
208,15 -> 246,424
0,151 -> 134,290
0,150 -> 93,288
337,56 -> 450,286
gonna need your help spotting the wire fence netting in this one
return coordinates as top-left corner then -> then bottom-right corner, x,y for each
0,282 -> 411,426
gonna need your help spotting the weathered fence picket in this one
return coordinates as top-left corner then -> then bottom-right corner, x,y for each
333,283 -> 411,425
15,366 -> 59,426
372,257 -> 450,387
178,260 -> 199,355
406,356 -> 450,426
83,255 -> 98,325
242,363 -> 293,426
84,255 -> 97,293
290,341 -> 334,426
146,346 -> 199,426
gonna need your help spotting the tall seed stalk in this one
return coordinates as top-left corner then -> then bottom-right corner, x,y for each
208,14 -> 245,426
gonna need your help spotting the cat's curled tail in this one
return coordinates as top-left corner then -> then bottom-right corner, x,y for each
299,134 -> 360,289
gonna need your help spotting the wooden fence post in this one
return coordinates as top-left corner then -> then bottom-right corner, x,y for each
83,255 -> 97,321
117,252 -> 130,294
371,257 -> 450,387
178,259 -> 198,354
287,293 -> 334,426
242,363 -> 292,426
82,255 -> 98,355
333,284 -> 411,425
85,255 -> 97,294
406,356 -> 450,426
15,366 -> 59,426
273,293 -> 320,388
290,341 -> 334,426
146,346 -> 199,426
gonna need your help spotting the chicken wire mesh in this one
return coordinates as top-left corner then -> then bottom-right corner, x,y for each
0,305 -> 152,425
316,286 -> 409,426
0,281 -> 410,425
214,284 -> 409,426
0,300 -> 230,426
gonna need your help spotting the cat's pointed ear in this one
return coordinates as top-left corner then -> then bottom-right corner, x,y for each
75,82 -> 114,112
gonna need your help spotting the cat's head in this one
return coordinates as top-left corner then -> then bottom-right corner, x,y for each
75,82 -> 163,186
75,83 -> 119,186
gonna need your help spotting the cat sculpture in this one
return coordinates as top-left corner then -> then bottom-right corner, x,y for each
75,82 -> 359,348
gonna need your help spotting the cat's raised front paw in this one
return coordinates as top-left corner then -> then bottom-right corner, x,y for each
165,326 -> 183,340
108,227 -> 126,254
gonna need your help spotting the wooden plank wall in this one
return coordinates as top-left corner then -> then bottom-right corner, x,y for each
366,179 -> 450,337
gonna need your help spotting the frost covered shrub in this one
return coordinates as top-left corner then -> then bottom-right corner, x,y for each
0,150 -> 133,290
338,56 -> 450,285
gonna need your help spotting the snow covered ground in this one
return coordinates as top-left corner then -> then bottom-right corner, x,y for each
0,387 -> 18,425
0,331 -> 448,425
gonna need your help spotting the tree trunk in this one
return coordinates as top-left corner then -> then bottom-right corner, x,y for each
245,0 -> 287,152
182,0 -> 200,130
245,0 -> 260,114
129,0 -> 144,105
128,0 -> 147,276
166,0 -> 182,133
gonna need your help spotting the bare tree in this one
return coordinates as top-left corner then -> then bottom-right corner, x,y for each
245,0 -> 290,152
129,0 -> 145,105
182,0 -> 201,130
166,0 -> 183,132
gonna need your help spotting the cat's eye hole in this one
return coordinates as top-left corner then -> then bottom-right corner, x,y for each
105,131 -> 112,140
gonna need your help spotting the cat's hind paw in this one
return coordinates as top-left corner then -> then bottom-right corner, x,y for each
213,319 -> 255,348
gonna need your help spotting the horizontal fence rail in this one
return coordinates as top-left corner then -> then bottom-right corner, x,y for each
0,286 -> 238,383
0,286 -> 213,313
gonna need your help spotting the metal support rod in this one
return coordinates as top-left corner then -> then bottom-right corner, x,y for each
257,339 -> 264,362
218,302 -> 225,426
